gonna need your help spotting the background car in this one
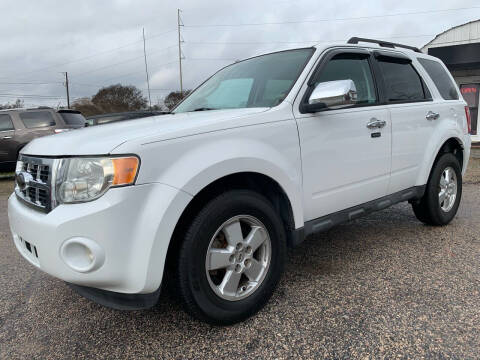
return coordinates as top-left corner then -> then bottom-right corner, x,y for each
86,110 -> 168,126
0,107 -> 85,171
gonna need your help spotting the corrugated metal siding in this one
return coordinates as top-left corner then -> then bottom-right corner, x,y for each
422,20 -> 480,52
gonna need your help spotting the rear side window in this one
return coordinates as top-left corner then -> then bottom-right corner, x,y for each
20,111 -> 56,128
58,112 -> 86,126
377,60 -> 426,102
0,114 -> 14,131
418,58 -> 459,100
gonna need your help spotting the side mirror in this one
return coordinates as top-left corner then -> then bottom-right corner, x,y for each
303,79 -> 357,113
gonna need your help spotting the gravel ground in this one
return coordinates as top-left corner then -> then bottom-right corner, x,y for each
1,156 -> 480,359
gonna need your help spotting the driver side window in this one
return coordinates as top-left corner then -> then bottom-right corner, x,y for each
316,54 -> 377,105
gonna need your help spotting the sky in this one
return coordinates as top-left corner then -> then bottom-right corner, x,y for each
1,0 -> 480,108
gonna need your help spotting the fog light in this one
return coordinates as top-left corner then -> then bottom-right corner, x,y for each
60,237 -> 105,273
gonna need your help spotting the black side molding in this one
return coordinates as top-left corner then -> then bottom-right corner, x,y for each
68,283 -> 161,310
291,185 -> 426,246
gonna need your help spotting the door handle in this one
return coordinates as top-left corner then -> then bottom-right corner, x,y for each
2,136 -> 12,139
366,118 -> 386,129
426,111 -> 440,121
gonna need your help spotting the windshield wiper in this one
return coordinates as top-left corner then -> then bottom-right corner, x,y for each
192,107 -> 215,112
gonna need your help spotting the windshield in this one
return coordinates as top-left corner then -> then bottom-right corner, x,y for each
174,48 -> 314,113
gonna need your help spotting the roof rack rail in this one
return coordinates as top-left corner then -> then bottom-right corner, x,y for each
347,37 -> 421,53
26,106 -> 52,110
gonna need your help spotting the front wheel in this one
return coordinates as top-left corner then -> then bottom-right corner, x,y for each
176,190 -> 286,325
412,152 -> 462,225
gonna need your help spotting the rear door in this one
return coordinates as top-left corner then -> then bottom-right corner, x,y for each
0,113 -> 17,167
372,51 -> 438,194
294,49 -> 391,221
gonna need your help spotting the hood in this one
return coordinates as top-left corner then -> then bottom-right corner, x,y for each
22,108 -> 269,156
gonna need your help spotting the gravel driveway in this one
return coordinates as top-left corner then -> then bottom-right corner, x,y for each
1,156 -> 479,359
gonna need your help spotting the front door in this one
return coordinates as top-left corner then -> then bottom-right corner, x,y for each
294,50 -> 391,221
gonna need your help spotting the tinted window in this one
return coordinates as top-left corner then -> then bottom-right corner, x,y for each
59,112 -> 86,126
418,58 -> 459,100
20,111 -> 56,128
0,114 -> 14,131
378,60 -> 426,102
316,55 -> 377,104
174,48 -> 314,112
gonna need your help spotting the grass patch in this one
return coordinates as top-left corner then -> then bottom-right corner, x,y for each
0,172 -> 14,180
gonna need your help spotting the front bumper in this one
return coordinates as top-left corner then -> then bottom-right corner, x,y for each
68,283 -> 162,310
8,182 -> 192,294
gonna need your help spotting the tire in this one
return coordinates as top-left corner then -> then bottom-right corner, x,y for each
176,189 -> 286,325
412,152 -> 462,226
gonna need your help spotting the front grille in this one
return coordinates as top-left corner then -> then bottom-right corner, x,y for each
15,155 -> 55,212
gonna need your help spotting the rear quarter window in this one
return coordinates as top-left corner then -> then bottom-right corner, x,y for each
417,58 -> 459,100
19,111 -> 56,128
58,112 -> 86,126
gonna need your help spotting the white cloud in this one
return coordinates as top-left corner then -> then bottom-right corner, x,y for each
0,0 -> 479,106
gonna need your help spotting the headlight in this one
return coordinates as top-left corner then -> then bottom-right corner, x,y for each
55,156 -> 139,204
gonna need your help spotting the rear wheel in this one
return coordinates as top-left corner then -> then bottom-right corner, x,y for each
176,190 -> 286,325
412,152 -> 462,225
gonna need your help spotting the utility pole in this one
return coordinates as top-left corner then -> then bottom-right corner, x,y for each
142,27 -> 152,110
62,72 -> 70,108
177,8 -> 183,95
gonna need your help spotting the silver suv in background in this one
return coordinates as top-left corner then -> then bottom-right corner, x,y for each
0,108 -> 86,171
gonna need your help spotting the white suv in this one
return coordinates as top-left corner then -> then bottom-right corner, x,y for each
8,38 -> 471,324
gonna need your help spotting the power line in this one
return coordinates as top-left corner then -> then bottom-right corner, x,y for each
185,58 -> 237,61
71,44 -> 177,77
184,34 -> 436,46
0,93 -> 65,99
183,5 -> 480,27
4,29 -> 176,80
99,60 -> 178,84
69,82 -> 105,87
0,81 -> 63,85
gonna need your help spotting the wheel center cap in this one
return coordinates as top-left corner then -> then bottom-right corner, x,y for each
237,253 -> 244,262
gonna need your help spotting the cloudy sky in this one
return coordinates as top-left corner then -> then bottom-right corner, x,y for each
1,0 -> 479,108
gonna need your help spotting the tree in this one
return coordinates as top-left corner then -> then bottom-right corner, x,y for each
91,84 -> 147,113
0,99 -> 24,110
71,97 -> 102,117
164,90 -> 191,110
